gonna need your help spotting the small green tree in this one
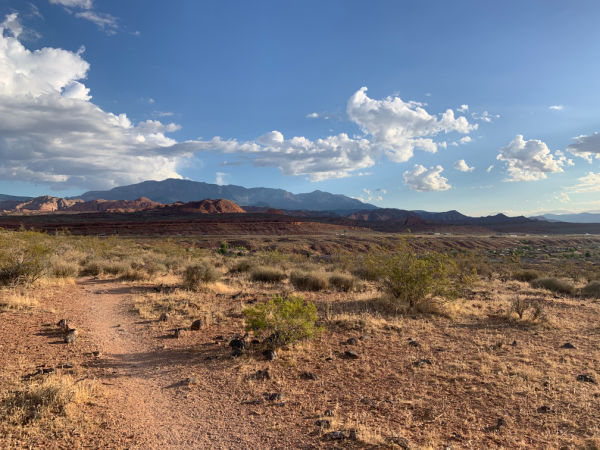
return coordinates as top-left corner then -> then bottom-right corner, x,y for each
0,237 -> 51,287
243,295 -> 321,347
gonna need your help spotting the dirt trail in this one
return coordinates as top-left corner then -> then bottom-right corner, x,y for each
70,279 -> 277,449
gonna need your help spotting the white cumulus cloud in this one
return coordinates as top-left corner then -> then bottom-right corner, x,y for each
347,86 -> 476,163
453,159 -> 475,172
567,172 -> 600,193
305,112 -> 319,119
497,135 -> 569,181
403,165 -> 451,192
457,104 -> 469,113
549,105 -> 563,111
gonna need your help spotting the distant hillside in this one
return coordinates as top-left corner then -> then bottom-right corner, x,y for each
0,194 -> 32,202
541,213 -> 600,224
78,179 -> 376,212
165,199 -> 245,214
349,209 -> 533,226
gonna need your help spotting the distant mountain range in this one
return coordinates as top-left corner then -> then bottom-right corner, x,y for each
77,179 -> 376,213
537,212 -> 600,224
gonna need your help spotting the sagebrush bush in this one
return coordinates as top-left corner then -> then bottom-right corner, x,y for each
250,266 -> 286,283
531,277 -> 575,295
0,242 -> 51,287
120,268 -> 150,282
328,272 -> 357,292
290,271 -> 329,291
381,251 -> 460,313
243,294 -> 321,347
79,260 -> 103,276
50,259 -> 79,278
183,261 -> 220,290
512,269 -> 541,282
509,297 -> 546,322
582,281 -> 600,298
229,259 -> 254,274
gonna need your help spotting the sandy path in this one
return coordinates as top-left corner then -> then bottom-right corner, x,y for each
72,279 -> 271,449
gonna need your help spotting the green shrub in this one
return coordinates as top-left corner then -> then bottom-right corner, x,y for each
250,266 -> 286,283
0,242 -> 51,287
328,273 -> 357,292
290,271 -> 329,291
530,277 -> 575,295
512,269 -> 541,282
243,294 -> 321,347
380,251 -> 459,312
582,281 -> 600,298
183,261 -> 220,290
351,252 -> 387,281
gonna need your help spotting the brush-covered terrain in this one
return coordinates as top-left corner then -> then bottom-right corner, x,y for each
1,230 -> 599,448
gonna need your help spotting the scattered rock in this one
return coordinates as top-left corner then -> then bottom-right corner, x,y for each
323,409 -> 334,417
537,405 -> 553,414
315,419 -> 331,429
344,337 -> 358,345
408,339 -> 419,348
190,319 -> 202,331
576,374 -> 596,384
158,312 -> 169,322
343,350 -> 360,360
251,368 -> 271,381
231,348 -> 243,358
412,358 -> 432,368
388,436 -> 411,449
324,431 -> 348,441
560,342 -> 576,349
185,377 -> 199,386
265,392 -> 282,402
64,329 -> 77,344
92,350 -> 101,357
300,371 -> 318,380
57,319 -> 69,332
511,340 -> 518,347
263,349 -> 277,361
229,335 -> 248,350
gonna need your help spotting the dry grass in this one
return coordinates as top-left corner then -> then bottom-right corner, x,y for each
250,266 -> 286,283
289,271 -> 329,291
0,375 -> 98,425
531,277 -> 576,295
0,290 -> 39,311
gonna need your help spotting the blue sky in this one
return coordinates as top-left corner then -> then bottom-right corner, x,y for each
1,1 -> 600,215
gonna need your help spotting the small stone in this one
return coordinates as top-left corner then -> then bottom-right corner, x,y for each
300,371 -> 318,380
343,350 -> 360,360
323,409 -> 334,417
251,368 -> 271,381
576,374 -> 596,384
231,348 -> 243,358
412,358 -> 432,368
57,319 -> 69,331
315,419 -> 331,429
64,329 -> 77,344
92,350 -> 101,357
158,312 -> 169,322
344,337 -> 358,345
408,340 -> 419,347
265,392 -> 282,402
185,377 -> 199,385
560,342 -> 576,349
324,431 -> 347,441
190,319 -> 202,331
263,349 -> 277,361
229,337 -> 247,350
537,405 -> 553,413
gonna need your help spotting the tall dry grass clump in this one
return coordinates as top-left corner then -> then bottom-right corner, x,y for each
581,281 -> 600,298
328,272 -> 358,292
183,261 -> 220,290
290,271 -> 329,291
250,266 -> 286,283
530,277 -> 575,295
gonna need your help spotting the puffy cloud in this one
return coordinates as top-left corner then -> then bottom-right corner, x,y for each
497,135 -> 569,181
567,132 -> 600,162
549,105 -> 563,111
471,110 -> 500,123
457,104 -> 469,113
403,165 -> 451,192
453,159 -> 475,172
567,172 -> 600,193
305,112 -> 319,119
0,15 -> 183,189
49,0 -> 93,8
347,87 -> 476,163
